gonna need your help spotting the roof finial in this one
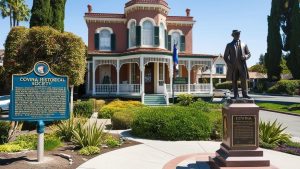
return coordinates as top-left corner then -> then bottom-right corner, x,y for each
186,8 -> 191,17
87,4 -> 92,13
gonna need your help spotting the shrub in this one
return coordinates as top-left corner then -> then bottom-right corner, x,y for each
73,100 -> 94,118
111,109 -> 136,130
268,80 -> 300,95
259,120 -> 291,146
56,116 -> 87,142
13,134 -> 62,151
215,81 -> 241,90
132,106 -> 211,141
104,135 -> 120,148
99,100 -> 143,118
190,100 -> 222,112
177,94 -> 194,106
72,122 -> 105,148
0,144 -> 22,153
0,121 -> 10,144
288,104 -> 300,111
79,146 -> 100,156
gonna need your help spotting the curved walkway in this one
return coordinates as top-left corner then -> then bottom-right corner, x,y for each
77,130 -> 300,169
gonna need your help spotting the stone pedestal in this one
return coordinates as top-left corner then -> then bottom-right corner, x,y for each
209,99 -> 276,168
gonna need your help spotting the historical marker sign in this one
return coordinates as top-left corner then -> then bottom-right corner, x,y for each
232,115 -> 256,147
10,61 -> 70,121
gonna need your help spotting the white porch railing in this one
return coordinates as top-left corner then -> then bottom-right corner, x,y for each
119,84 -> 140,93
166,84 -> 211,94
163,83 -> 169,105
95,84 -> 117,94
95,84 -> 140,94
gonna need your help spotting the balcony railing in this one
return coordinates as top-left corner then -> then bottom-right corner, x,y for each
95,84 -> 140,94
166,84 -> 211,94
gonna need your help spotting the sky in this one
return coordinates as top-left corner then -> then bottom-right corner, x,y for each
0,0 -> 272,66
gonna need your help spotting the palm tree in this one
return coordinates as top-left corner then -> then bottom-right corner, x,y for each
0,0 -> 30,28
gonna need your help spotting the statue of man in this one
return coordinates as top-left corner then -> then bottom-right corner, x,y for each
224,30 -> 251,99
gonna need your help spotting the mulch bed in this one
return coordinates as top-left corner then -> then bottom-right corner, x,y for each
0,136 -> 140,169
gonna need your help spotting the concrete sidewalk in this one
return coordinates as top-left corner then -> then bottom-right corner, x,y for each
77,130 -> 300,169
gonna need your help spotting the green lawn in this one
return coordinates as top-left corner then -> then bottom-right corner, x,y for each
257,102 -> 300,115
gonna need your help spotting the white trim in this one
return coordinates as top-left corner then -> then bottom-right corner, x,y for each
95,27 -> 113,34
85,17 -> 126,24
168,29 -> 183,35
139,17 -> 156,26
127,19 -> 137,29
167,20 -> 196,25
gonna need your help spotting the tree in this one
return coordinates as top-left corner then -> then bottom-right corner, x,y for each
4,26 -> 86,113
249,64 -> 267,74
30,0 -> 67,32
30,0 -> 51,27
265,0 -> 282,81
0,0 -> 30,28
286,0 -> 300,78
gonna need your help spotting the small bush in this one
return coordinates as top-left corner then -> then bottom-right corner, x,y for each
259,120 -> 291,146
88,99 -> 106,112
177,94 -> 194,106
288,104 -> 300,111
268,80 -> 300,95
132,106 -> 211,141
111,110 -> 136,130
0,144 -> 22,152
12,134 -> 62,151
259,141 -> 276,149
72,122 -> 105,148
0,121 -> 10,144
99,100 -> 143,118
104,135 -> 120,148
79,146 -> 100,156
73,100 -> 94,118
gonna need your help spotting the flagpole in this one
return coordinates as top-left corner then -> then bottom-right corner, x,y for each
173,64 -> 175,104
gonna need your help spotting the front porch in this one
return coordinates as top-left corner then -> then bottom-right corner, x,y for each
86,54 -> 214,104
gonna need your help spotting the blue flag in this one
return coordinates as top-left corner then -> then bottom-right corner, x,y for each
173,44 -> 179,67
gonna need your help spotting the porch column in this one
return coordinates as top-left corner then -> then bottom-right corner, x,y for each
140,57 -> 145,103
188,60 -> 191,94
117,60 -> 120,95
92,60 -> 96,95
210,61 -> 213,94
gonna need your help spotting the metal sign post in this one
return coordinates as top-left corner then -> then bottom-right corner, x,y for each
37,120 -> 45,162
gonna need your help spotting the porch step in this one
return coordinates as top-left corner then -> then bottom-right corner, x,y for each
144,94 -> 167,106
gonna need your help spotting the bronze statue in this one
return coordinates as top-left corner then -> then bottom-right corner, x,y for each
224,30 -> 251,99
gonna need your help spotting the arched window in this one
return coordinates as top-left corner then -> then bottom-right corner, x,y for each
160,23 -> 165,48
171,32 -> 181,51
142,20 -> 154,46
100,29 -> 111,51
129,22 -> 136,48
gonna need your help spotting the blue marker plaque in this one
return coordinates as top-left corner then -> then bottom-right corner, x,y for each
10,61 -> 70,121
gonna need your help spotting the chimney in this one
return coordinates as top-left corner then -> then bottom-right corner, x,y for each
87,4 -> 92,13
186,8 -> 191,17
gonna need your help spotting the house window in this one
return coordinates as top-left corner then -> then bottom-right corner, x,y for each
159,23 -> 165,48
171,32 -> 181,51
216,64 -> 224,74
129,22 -> 136,48
142,20 -> 154,46
100,29 -> 111,51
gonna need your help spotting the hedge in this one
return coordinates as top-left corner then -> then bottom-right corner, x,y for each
73,100 -> 93,118
111,109 -> 136,130
215,81 -> 241,90
131,106 -> 211,141
268,80 -> 300,95
98,100 -> 143,118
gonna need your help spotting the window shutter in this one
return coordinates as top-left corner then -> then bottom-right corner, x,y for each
168,35 -> 171,51
154,26 -> 160,46
127,29 -> 129,49
111,33 -> 116,51
136,26 -> 141,47
165,30 -> 168,49
94,33 -> 99,50
180,35 -> 185,52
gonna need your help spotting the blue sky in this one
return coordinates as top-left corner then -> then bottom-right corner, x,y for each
0,0 -> 271,66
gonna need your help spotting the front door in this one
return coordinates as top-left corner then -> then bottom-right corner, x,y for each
144,63 -> 154,94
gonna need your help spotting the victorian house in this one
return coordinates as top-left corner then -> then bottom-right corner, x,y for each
84,0 -> 217,105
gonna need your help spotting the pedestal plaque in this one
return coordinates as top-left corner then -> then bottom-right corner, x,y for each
209,99 -> 276,169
